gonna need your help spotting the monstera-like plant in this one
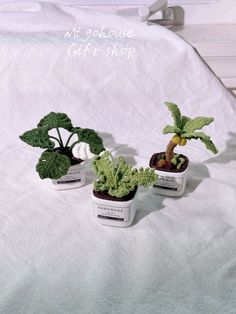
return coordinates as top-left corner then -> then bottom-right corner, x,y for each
92,151 -> 157,227
20,112 -> 105,186
149,102 -> 218,196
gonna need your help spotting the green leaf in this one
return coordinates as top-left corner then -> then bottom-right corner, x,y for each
184,117 -> 214,133
20,128 -> 55,149
75,128 -> 105,155
36,151 -> 71,179
93,151 -> 157,198
37,112 -> 73,131
182,132 -> 218,154
163,125 -> 181,134
181,116 -> 191,128
165,102 -> 182,129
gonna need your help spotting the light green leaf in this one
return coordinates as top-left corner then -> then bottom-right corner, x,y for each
165,102 -> 182,129
181,116 -> 191,128
19,128 -> 55,149
37,112 -> 73,131
75,128 -> 105,155
163,125 -> 181,134
184,117 -> 214,133
36,151 -> 71,179
182,132 -> 218,154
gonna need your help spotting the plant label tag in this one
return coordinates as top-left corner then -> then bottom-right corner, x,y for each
154,175 -> 183,191
52,164 -> 85,185
94,203 -> 130,222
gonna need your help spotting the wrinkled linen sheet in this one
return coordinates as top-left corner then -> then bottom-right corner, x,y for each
0,2 -> 236,314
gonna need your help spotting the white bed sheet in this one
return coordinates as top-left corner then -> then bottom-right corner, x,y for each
0,2 -> 236,314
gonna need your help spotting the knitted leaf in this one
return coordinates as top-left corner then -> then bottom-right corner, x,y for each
182,132 -> 218,154
165,102 -> 182,129
92,152 -> 157,198
184,117 -> 214,133
74,128 -> 105,155
163,125 -> 181,134
37,112 -> 73,131
181,116 -> 191,128
36,151 -> 71,179
19,128 -> 55,149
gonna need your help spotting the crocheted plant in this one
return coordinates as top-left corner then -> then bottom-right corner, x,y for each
20,112 -> 105,180
93,151 -> 157,198
157,102 -> 218,169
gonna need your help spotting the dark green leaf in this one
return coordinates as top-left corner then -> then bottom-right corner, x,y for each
20,128 -> 55,149
36,151 -> 71,179
74,128 -> 105,155
37,112 -> 73,131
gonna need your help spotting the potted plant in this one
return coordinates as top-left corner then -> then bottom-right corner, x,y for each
149,102 -> 218,196
19,112 -> 105,190
92,151 -> 157,227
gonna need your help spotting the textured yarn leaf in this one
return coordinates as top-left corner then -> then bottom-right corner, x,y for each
36,151 -> 71,179
182,132 -> 218,154
74,128 -> 105,155
181,116 -> 191,128
93,152 -> 157,198
37,112 -> 73,131
19,128 -> 55,149
184,117 -> 214,133
163,125 -> 181,134
165,102 -> 182,129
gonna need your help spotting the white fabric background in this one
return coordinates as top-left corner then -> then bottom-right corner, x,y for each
0,2 -> 236,314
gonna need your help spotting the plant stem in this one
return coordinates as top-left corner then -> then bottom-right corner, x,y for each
49,136 -> 62,148
56,127 -> 64,148
65,132 -> 76,148
70,140 -> 80,151
165,140 -> 177,163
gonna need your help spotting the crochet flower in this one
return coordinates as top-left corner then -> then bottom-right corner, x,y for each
72,142 -> 95,160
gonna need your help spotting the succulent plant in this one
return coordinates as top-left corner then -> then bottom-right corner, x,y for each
161,102 -> 218,168
20,112 -> 105,180
92,151 -> 157,198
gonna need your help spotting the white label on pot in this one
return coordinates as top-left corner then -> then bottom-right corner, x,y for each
94,203 -> 130,222
154,175 -> 183,191
53,165 -> 84,185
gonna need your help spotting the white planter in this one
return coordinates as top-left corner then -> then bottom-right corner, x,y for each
92,192 -> 137,227
51,162 -> 86,190
152,165 -> 189,197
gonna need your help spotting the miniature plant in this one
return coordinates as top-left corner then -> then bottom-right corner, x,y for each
158,102 -> 218,168
20,112 -> 105,180
93,151 -> 157,198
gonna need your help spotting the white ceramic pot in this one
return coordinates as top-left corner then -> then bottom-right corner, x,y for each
92,192 -> 137,227
152,165 -> 189,197
51,161 -> 86,190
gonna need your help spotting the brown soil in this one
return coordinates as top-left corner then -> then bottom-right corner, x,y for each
93,187 -> 137,202
149,152 -> 189,173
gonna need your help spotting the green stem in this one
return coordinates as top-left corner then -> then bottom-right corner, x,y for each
49,136 -> 62,148
56,127 -> 64,148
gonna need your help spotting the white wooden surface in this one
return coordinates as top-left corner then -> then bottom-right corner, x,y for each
173,24 -> 236,90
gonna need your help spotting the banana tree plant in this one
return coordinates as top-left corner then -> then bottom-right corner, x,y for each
158,102 -> 218,169
20,112 -> 105,180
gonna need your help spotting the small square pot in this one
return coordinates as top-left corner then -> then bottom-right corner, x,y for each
92,191 -> 137,227
152,167 -> 188,196
150,153 -> 189,197
52,161 -> 87,190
